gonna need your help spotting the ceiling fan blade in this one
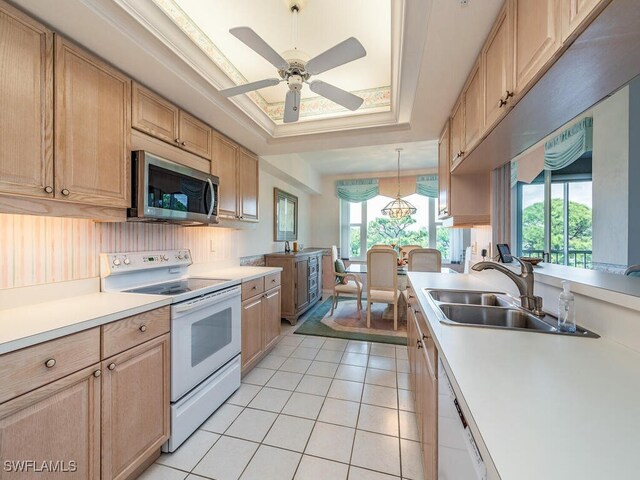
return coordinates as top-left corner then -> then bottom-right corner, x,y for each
308,80 -> 364,111
305,37 -> 366,75
283,89 -> 301,123
219,78 -> 281,97
230,27 -> 289,71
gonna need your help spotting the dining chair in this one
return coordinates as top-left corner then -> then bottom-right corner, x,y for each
408,248 -> 442,272
371,244 -> 394,249
399,245 -> 421,258
366,248 -> 401,330
624,265 -> 640,277
330,245 -> 363,315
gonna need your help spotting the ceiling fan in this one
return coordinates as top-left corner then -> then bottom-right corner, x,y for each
219,4 -> 367,123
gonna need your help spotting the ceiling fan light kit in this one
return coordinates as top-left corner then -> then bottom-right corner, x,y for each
382,148 -> 417,219
219,3 -> 367,123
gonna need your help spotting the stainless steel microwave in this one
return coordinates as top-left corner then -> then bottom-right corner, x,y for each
128,151 -> 219,226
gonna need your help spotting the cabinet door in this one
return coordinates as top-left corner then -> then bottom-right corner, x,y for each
263,286 -> 282,351
421,343 -> 438,480
0,2 -> 53,198
55,36 -> 131,207
241,296 -> 263,370
296,260 -> 310,311
179,110 -> 211,159
450,100 -> 464,165
213,134 -> 239,219
561,0 -> 603,41
238,148 -> 259,221
483,2 -> 514,130
407,304 -> 417,391
514,0 -> 562,93
102,334 -> 170,480
0,365 -> 101,480
438,122 -> 451,218
463,60 -> 483,151
131,82 -> 178,144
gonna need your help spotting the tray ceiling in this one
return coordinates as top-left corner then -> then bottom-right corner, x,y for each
153,0 -> 392,124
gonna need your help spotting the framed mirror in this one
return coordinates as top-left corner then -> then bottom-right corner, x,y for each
274,188 -> 298,241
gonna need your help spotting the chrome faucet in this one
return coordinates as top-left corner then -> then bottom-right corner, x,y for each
472,257 -> 545,316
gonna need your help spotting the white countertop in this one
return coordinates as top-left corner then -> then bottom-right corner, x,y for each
0,266 -> 282,355
408,272 -> 640,480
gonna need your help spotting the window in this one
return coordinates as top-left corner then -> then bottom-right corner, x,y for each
515,159 -> 593,269
340,194 -> 462,262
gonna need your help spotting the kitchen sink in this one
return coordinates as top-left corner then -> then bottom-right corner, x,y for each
425,288 -> 599,338
427,289 -> 511,307
438,304 -> 557,332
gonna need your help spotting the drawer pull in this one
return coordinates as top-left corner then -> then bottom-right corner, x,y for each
93,369 -> 102,378
45,358 -> 56,368
61,188 -> 70,196
44,186 -> 53,194
252,286 -> 257,290
108,363 -> 116,370
139,325 -> 147,332
417,339 -> 423,349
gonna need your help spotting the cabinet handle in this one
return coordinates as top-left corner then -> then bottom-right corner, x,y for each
108,363 -> 116,370
181,141 -> 186,146
252,286 -> 257,290
93,369 -> 102,378
505,90 -> 514,99
422,333 -> 429,341
44,186 -> 53,194
61,188 -> 70,196
417,339 -> 423,349
139,325 -> 147,332
45,358 -> 56,368
499,98 -> 507,108
175,138 -> 180,143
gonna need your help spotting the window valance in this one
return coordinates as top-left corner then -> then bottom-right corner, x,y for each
544,117 -> 593,171
335,179 -> 379,202
415,175 -> 438,198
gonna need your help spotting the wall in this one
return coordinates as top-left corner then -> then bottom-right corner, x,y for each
592,86 -> 629,269
0,164 -> 311,290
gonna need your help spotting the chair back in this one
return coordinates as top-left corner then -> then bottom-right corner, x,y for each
371,244 -> 393,249
408,248 -> 442,272
367,248 -> 397,292
331,245 -> 339,263
399,245 -> 421,258
625,264 -> 640,277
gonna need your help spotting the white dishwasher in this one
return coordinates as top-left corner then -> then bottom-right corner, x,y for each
438,360 -> 487,480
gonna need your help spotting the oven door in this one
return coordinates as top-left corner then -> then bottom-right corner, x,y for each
133,151 -> 219,225
171,285 -> 241,401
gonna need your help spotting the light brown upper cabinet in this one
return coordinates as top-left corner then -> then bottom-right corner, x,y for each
483,1 -> 515,131
514,0 -> 562,94
213,133 -> 239,219
462,59 -> 484,153
132,82 -> 211,159
0,1 -> 53,199
238,148 -> 259,222
450,99 -> 465,165
55,36 -> 131,208
561,0 -> 608,41
438,121 -> 451,218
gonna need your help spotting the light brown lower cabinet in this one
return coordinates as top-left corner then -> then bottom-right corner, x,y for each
101,333 -> 170,480
407,297 -> 438,480
241,273 -> 282,374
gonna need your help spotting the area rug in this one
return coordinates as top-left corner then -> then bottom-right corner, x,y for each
295,296 -> 407,346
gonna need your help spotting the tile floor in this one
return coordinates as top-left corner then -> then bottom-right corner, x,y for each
140,322 -> 422,480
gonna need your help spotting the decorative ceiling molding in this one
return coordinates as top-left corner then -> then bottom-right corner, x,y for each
151,0 -> 391,123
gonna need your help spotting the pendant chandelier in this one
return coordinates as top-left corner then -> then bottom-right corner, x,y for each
381,148 -> 417,219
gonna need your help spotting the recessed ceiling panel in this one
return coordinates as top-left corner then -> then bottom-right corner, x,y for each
153,0 -> 392,123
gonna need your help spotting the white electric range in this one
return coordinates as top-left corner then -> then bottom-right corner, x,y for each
100,249 -> 242,452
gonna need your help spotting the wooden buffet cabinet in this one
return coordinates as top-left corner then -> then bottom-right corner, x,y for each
0,306 -> 170,480
240,272 -> 282,373
265,250 -> 324,326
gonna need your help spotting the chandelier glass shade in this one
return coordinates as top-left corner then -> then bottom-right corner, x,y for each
381,148 -> 417,219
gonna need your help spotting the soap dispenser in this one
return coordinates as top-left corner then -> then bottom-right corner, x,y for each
558,281 -> 576,333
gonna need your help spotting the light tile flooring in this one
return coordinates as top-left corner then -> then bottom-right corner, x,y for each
140,322 -> 422,480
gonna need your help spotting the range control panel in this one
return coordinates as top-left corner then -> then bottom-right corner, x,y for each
100,249 -> 192,276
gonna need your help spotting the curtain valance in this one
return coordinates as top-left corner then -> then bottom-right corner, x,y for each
335,178 -> 379,202
510,161 -> 519,189
415,175 -> 438,198
544,117 -> 593,171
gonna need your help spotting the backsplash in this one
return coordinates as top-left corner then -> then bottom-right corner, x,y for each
0,214 -> 239,289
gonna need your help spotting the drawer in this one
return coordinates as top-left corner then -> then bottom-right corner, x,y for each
0,328 -> 100,404
242,276 -> 265,299
309,275 -> 318,292
264,272 -> 281,289
102,306 -> 170,358
310,289 -> 319,304
309,255 -> 319,266
309,263 -> 318,276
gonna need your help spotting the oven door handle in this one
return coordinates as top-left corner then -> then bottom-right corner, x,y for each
206,178 -> 215,220
173,287 -> 240,314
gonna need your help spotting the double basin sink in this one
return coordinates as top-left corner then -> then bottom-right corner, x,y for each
426,289 -> 599,338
